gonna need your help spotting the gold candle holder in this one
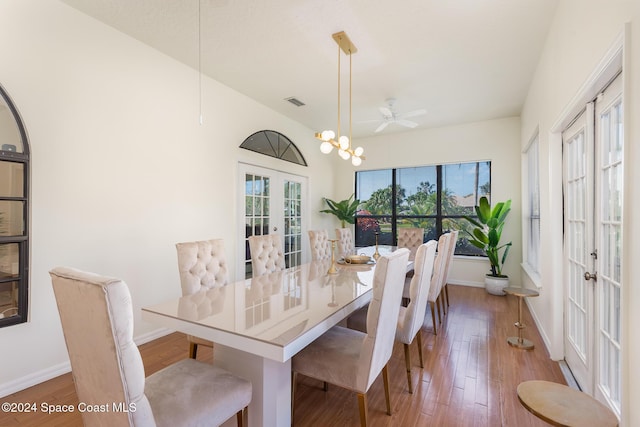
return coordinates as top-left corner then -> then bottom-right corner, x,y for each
373,231 -> 381,260
328,239 -> 338,275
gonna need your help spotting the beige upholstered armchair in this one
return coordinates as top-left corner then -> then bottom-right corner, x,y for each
335,228 -> 354,258
176,239 -> 228,359
248,234 -> 286,276
308,229 -> 331,261
397,227 -> 424,261
292,248 -> 410,427
50,267 -> 251,427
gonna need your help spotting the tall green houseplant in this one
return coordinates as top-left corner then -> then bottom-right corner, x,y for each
320,195 -> 359,228
465,196 -> 512,277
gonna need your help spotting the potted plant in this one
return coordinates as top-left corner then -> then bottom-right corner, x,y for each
320,194 -> 359,228
465,196 -> 512,295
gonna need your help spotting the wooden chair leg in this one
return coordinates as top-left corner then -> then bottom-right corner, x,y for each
189,342 -> 198,359
323,381 -> 329,392
357,393 -> 368,427
445,283 -> 450,307
403,343 -> 413,393
436,297 -> 442,324
382,364 -> 392,415
429,301 -> 437,335
416,330 -> 424,368
439,293 -> 446,316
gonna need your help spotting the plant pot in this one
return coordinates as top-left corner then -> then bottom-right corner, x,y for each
485,274 -> 509,296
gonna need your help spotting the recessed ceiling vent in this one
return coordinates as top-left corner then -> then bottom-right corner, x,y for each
285,97 -> 305,107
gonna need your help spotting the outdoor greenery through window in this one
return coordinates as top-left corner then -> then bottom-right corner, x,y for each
355,161 -> 491,255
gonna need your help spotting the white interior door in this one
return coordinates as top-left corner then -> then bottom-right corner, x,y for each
593,75 -> 623,413
563,108 -> 595,394
563,74 -> 623,414
238,163 -> 307,279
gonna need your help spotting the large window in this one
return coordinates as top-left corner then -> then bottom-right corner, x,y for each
0,84 -> 29,327
355,161 -> 490,255
524,134 -> 540,275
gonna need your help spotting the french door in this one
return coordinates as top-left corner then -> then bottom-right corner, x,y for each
563,74 -> 622,413
238,163 -> 307,279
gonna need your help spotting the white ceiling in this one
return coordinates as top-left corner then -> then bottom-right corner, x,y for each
60,0 -> 559,139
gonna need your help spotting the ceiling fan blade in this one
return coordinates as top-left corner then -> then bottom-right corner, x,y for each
375,122 -> 389,133
395,119 -> 418,128
401,109 -> 427,119
379,106 -> 393,118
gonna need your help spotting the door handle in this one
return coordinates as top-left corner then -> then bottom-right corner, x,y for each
273,226 -> 278,231
584,271 -> 597,281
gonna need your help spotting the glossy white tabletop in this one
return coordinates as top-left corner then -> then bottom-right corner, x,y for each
142,257 -> 382,362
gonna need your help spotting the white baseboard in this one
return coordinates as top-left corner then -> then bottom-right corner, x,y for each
0,360 -> 71,398
134,327 -> 173,346
0,327 -> 173,398
448,279 -> 485,288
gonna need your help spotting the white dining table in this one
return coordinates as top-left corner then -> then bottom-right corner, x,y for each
142,245 -> 406,427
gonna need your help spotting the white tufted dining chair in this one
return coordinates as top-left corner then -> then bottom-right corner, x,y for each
345,241 -> 437,393
292,248 -> 410,427
425,233 -> 452,335
396,240 -> 437,392
335,228 -> 354,258
248,234 -> 286,277
308,230 -> 332,261
397,227 -> 424,261
50,267 -> 251,427
176,239 -> 228,359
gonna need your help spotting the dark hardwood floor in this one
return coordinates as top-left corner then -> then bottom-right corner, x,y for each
0,285 -> 565,426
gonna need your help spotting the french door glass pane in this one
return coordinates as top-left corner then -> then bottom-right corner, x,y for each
283,180 -> 302,269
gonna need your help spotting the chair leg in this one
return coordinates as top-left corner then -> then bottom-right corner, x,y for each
445,283 -> 450,307
436,297 -> 442,324
403,343 -> 413,394
323,381 -> 329,392
416,330 -> 424,368
382,364 -> 392,415
357,393 -> 368,427
439,293 -> 446,316
429,301 -> 437,335
189,342 -> 198,359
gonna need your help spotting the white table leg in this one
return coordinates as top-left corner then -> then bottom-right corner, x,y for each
216,344 -> 292,427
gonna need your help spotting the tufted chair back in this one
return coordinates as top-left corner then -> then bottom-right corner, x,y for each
335,228 -> 354,258
50,267 -> 156,426
176,239 -> 229,297
397,228 -> 424,261
428,233 -> 451,304
308,230 -> 331,261
397,240 -> 437,344
248,234 -> 286,277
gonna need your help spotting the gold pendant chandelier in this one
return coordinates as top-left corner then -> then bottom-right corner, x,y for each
315,31 -> 365,166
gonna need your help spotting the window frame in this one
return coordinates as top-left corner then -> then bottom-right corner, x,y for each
0,83 -> 30,327
354,161 -> 491,255
523,131 -> 541,279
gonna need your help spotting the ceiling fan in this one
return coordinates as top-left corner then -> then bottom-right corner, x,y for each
371,98 -> 427,133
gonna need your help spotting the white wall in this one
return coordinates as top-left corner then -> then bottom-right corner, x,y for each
332,117 -> 522,287
520,0 -> 639,425
0,0 -> 337,395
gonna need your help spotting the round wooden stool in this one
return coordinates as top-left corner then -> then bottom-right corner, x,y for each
517,380 -> 618,426
504,286 -> 539,350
